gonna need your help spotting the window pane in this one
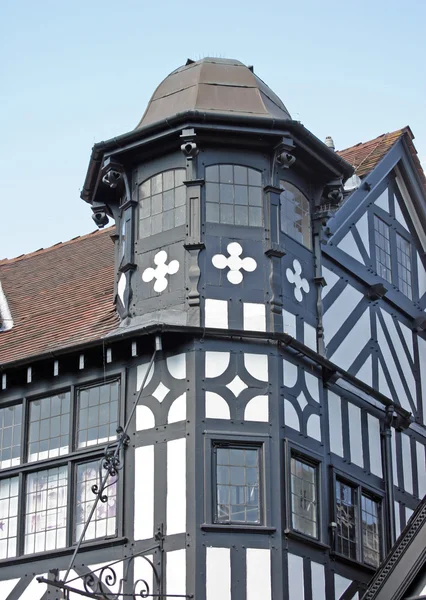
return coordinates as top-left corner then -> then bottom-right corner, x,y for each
138,169 -> 186,238
280,181 -> 311,249
362,495 -> 381,567
0,477 -> 19,559
0,404 -> 22,469
374,216 -> 392,283
77,381 -> 119,449
25,466 -> 68,554
75,461 -> 117,542
396,233 -> 412,299
28,393 -> 70,462
215,446 -> 260,524
291,457 -> 318,537
336,480 -> 357,560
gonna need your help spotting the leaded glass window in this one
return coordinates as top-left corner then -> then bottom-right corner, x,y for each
75,461 -> 117,541
0,477 -> 19,559
362,495 -> 381,568
0,404 -> 21,469
396,233 -> 412,299
336,480 -> 357,560
138,169 -> 186,238
291,456 -> 318,537
215,445 -> 260,524
205,165 -> 263,227
28,392 -> 70,462
280,181 -> 312,249
374,216 -> 392,283
77,380 -> 119,448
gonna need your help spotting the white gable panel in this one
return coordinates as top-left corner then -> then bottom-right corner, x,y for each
329,308 -> 371,371
323,285 -> 363,345
337,231 -> 365,265
380,309 -> 416,400
377,320 -> 411,411
355,212 -> 370,259
399,320 -> 414,360
394,195 -> 410,232
355,354 -> 373,387
418,252 -> 426,298
378,362 -> 393,399
322,267 -> 340,298
375,189 -> 389,213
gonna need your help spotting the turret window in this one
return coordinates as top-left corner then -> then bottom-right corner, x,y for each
205,165 -> 263,227
138,169 -> 186,238
280,181 -> 312,249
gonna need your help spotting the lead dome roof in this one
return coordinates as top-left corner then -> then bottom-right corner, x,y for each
136,57 -> 291,129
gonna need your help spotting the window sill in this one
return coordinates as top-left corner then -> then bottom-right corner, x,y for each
0,536 -> 128,568
331,551 -> 378,574
284,529 -> 330,550
201,523 -> 276,534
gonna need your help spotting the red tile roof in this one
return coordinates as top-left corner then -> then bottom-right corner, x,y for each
0,228 -> 117,367
338,126 -> 426,193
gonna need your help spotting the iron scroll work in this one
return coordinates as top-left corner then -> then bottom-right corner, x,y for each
37,337 -> 192,599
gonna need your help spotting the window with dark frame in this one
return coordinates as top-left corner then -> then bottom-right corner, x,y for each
138,169 -> 186,238
335,478 -> 381,568
0,379 -> 120,560
205,165 -> 263,227
290,455 -> 318,538
214,444 -> 261,525
280,181 -> 312,249
396,233 -> 412,299
374,215 -> 392,283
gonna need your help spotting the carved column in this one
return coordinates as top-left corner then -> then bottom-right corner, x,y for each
264,185 -> 285,332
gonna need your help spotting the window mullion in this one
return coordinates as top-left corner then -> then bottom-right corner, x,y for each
357,485 -> 362,563
66,460 -> 74,548
21,397 -> 29,465
17,471 -> 25,556
69,385 -> 76,453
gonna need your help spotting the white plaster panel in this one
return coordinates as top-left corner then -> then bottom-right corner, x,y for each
304,323 -> 317,351
168,393 -> 186,424
137,361 -> 154,391
334,574 -> 352,600
416,442 -> 426,498
394,197 -> 410,232
394,501 -> 401,538
322,266 -> 340,299
375,189 -> 389,213
311,561 -> 326,600
166,353 -> 186,379
418,252 -> 426,298
307,413 -> 321,442
243,303 -> 266,332
134,445 -> 154,540
399,321 -> 414,360
355,354 -> 373,388
246,548 -> 271,600
337,231 -> 365,264
288,553 -> 304,599
226,375 -> 247,397
297,391 -> 308,411
323,285 -> 363,345
329,309 -> 371,371
166,549 -> 186,597
405,507 -> 414,522
244,353 -> 268,381
206,351 -> 230,378
17,575 -> 47,600
419,336 -> 426,420
205,299 -> 228,329
206,547 -> 231,600
348,403 -> 363,468
205,392 -> 230,420
244,396 -> 269,422
328,391 -> 343,457
305,372 -> 319,403
367,414 -> 383,478
401,433 -> 413,494
283,309 -> 296,337
284,400 -> 300,431
283,359 -> 298,389
0,578 -> 19,599
117,272 -> 126,307
136,405 -> 155,431
355,212 -> 370,258
391,429 -> 398,486
381,309 -> 415,401
378,362 -> 392,399
377,319 -> 411,411
134,555 -> 153,598
0,282 -> 13,331
167,438 -> 186,535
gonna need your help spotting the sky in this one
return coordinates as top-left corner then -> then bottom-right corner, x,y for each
1,0 -> 425,259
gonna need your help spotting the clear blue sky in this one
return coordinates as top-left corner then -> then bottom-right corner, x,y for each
1,0 -> 425,259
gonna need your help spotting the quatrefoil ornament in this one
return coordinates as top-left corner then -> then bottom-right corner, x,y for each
212,242 -> 257,284
142,250 -> 179,293
286,259 -> 310,302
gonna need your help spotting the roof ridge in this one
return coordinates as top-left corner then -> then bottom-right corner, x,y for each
338,127 -> 406,156
0,227 -> 114,265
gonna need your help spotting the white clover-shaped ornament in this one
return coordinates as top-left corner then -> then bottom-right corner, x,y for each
212,242 -> 257,285
286,259 -> 310,302
142,250 -> 179,293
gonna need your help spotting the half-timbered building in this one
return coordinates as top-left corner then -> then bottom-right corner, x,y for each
0,58 -> 425,600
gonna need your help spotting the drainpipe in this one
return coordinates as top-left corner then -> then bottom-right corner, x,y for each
382,406 -> 396,549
